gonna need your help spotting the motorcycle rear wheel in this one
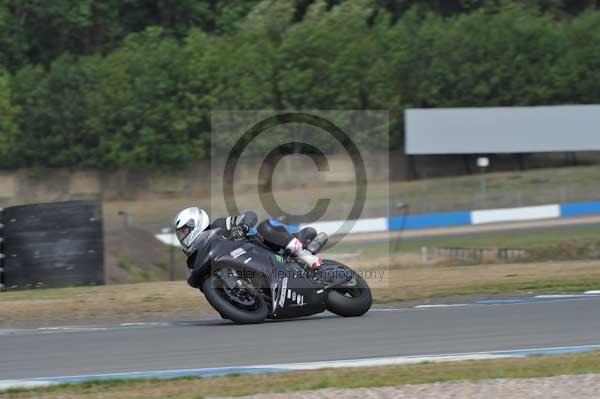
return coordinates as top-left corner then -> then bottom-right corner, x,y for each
325,269 -> 372,317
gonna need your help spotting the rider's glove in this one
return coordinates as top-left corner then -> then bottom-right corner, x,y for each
229,223 -> 249,240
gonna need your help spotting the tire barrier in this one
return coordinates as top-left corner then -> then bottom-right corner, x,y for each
1,201 -> 104,290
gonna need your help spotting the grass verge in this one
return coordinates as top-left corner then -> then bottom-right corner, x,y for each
375,277 -> 600,303
365,259 -> 600,302
0,281 -> 214,327
3,351 -> 600,399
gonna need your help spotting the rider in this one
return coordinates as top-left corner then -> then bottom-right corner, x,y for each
174,207 -> 327,270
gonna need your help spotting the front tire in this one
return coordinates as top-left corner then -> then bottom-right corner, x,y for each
325,272 -> 372,317
202,276 -> 268,324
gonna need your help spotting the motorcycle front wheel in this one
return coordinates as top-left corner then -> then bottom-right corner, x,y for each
202,275 -> 268,324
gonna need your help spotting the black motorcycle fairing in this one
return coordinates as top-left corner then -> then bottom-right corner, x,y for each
270,271 -> 327,319
313,261 -> 355,289
186,228 -> 226,288
213,249 -> 328,319
187,230 -> 329,318
211,240 -> 282,286
186,229 -> 280,289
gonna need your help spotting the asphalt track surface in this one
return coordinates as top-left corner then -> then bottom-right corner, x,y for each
2,296 -> 600,380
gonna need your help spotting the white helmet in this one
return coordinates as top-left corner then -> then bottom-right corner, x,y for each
173,207 -> 210,252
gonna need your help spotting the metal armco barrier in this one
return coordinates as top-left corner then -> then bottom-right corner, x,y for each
1,201 -> 104,290
421,246 -> 528,263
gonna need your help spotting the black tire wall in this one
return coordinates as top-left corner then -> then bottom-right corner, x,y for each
2,201 -> 104,290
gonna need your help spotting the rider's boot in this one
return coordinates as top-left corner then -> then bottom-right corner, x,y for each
306,232 -> 328,255
285,237 -> 323,269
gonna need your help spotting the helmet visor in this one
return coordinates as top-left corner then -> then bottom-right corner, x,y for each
176,226 -> 192,243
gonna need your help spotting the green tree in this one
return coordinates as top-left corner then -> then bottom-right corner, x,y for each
11,55 -> 103,167
413,5 -> 565,107
553,11 -> 600,103
0,67 -> 20,167
2,0 -> 600,169
86,27 -> 202,168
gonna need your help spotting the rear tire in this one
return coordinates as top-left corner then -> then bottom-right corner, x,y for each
325,272 -> 372,317
202,276 -> 268,324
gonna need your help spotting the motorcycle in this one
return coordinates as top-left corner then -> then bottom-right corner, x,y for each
186,224 -> 372,324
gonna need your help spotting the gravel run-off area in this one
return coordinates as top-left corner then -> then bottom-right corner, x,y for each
213,374 -> 599,399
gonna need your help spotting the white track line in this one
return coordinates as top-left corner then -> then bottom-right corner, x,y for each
0,381 -> 56,390
535,294 -> 600,299
414,304 -> 469,308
